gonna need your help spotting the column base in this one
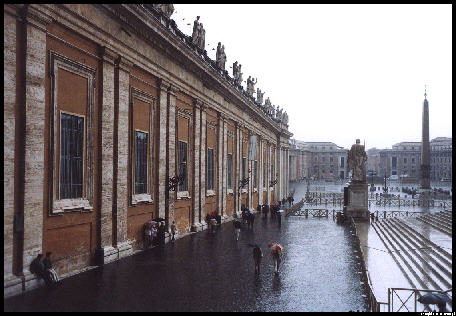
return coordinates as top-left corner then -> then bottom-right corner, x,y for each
4,272 -> 45,299
191,222 -> 203,232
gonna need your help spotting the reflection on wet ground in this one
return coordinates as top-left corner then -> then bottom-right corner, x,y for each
4,187 -> 367,311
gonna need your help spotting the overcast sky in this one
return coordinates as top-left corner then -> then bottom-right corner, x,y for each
171,4 -> 452,149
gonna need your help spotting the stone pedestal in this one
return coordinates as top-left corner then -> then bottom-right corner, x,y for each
346,183 -> 369,221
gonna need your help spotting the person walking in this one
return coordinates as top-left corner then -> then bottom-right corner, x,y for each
277,209 -> 282,227
233,220 -> 242,241
253,245 -> 263,274
170,221 -> 178,242
43,252 -> 59,283
248,212 -> 255,229
269,244 -> 283,274
158,221 -> 166,246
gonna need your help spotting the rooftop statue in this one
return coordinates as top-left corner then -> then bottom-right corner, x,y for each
347,139 -> 368,183
233,61 -> 243,86
265,97 -> 273,116
216,42 -> 226,70
191,16 -> 205,50
256,88 -> 264,105
246,76 -> 257,97
282,111 -> 288,125
152,4 -> 174,18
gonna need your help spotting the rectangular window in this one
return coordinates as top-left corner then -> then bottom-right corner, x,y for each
134,131 -> 148,194
403,158 -> 407,164
392,157 -> 397,169
178,141 -> 188,191
242,157 -> 247,179
60,113 -> 84,199
271,164 -> 274,183
227,153 -> 232,189
340,156 -> 344,168
207,148 -> 213,190
254,161 -> 258,188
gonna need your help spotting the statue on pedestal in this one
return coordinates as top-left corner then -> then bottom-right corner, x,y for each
282,111 -> 288,125
153,4 -> 175,18
233,61 -> 243,86
246,76 -> 257,97
216,42 -> 226,70
256,88 -> 264,105
347,139 -> 367,183
265,97 -> 273,116
192,16 -> 205,50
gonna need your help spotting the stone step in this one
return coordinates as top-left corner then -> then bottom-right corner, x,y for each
421,213 -> 453,230
386,219 -> 452,281
379,221 -> 448,290
416,217 -> 452,236
390,218 -> 452,269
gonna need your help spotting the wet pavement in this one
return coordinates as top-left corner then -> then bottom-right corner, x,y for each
4,196 -> 367,311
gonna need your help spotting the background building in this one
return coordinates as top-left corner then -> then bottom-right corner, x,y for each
366,137 -> 452,182
4,4 -> 292,297
289,140 -> 348,181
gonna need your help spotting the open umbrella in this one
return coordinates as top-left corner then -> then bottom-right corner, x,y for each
268,243 -> 283,252
417,293 -> 451,305
153,217 -> 165,222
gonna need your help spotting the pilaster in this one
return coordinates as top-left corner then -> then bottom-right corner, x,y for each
22,5 -> 50,273
167,84 -> 178,227
248,131 -> 253,211
199,103 -> 207,226
191,99 -> 202,231
99,46 -> 118,255
267,143 -> 271,205
114,55 -> 133,257
217,113 -> 223,215
222,117 -> 228,218
157,79 -> 170,219
258,138 -> 263,207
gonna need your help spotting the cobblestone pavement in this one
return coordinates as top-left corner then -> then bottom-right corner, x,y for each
4,203 -> 367,312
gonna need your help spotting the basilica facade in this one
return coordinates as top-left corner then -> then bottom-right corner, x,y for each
4,4 -> 292,297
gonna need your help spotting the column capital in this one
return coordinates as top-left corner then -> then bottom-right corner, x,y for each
168,84 -> 179,96
115,55 -> 134,73
194,98 -> 203,109
158,78 -> 171,92
99,46 -> 119,65
21,4 -> 52,31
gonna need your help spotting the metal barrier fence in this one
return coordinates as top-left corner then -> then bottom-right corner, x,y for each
388,287 -> 452,312
368,198 -> 452,208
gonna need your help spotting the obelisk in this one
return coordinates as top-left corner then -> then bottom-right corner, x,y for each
420,87 -> 431,191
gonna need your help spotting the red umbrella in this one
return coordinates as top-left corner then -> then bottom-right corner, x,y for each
268,243 -> 283,252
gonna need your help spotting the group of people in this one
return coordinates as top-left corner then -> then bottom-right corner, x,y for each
241,205 -> 255,229
252,243 -> 283,275
144,221 -> 169,248
259,204 -> 283,226
205,211 -> 222,233
30,252 -> 59,286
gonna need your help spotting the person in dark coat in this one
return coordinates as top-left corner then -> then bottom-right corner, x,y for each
30,254 -> 51,285
233,220 -> 242,241
253,245 -> 263,274
157,221 -> 166,245
248,212 -> 255,229
215,211 -> 221,226
43,252 -> 59,283
277,208 -> 282,227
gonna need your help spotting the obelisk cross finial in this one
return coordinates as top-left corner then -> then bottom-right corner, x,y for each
424,84 -> 427,99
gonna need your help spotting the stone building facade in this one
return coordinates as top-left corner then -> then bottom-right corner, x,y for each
367,137 -> 452,182
289,140 -> 348,181
4,4 -> 292,297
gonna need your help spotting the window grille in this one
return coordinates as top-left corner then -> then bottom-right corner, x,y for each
135,131 -> 148,194
207,148 -> 213,190
178,141 -> 187,191
60,113 -> 84,199
227,153 -> 232,189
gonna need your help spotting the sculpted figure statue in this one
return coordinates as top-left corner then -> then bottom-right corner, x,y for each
192,16 -> 205,50
256,88 -> 264,105
265,97 -> 272,116
347,139 -> 368,183
246,76 -> 257,97
283,111 -> 288,125
153,4 -> 175,18
233,62 -> 243,86
216,42 -> 226,70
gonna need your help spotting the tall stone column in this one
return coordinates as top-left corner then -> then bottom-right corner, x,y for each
247,131 -> 253,211
199,104 -> 207,227
258,138 -> 263,207
4,6 -> 17,288
115,56 -> 133,258
217,114 -> 223,215
157,79 -> 170,219
276,146 -> 282,202
267,143 -> 272,205
420,94 -> 431,191
99,46 -> 117,263
167,85 -> 178,229
191,100 -> 201,231
222,117 -> 228,218
234,124 -> 241,216
236,127 -> 243,215
22,6 -> 50,277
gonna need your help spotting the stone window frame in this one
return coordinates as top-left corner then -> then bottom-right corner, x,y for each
176,107 -> 193,200
205,119 -> 217,197
206,147 -> 215,194
130,86 -> 155,205
48,51 -> 95,216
